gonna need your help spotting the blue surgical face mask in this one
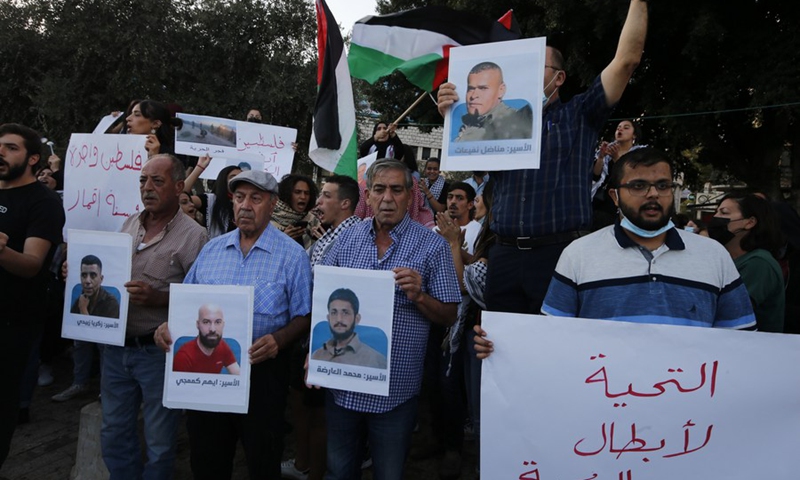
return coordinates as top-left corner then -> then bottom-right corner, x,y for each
620,213 -> 675,238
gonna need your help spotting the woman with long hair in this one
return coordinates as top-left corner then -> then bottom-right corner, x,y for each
709,193 -> 785,332
183,156 -> 240,238
124,99 -> 183,157
591,119 -> 644,229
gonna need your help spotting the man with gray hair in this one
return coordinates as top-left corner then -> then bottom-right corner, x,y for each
156,169 -> 312,479
101,153 -> 208,479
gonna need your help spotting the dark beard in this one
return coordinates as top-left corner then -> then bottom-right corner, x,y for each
199,333 -> 221,348
331,324 -> 356,343
0,159 -> 28,181
619,199 -> 674,231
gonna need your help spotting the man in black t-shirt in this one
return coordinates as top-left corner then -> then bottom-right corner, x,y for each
0,123 -> 65,467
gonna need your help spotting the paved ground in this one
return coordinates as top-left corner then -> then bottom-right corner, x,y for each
1,350 -> 478,479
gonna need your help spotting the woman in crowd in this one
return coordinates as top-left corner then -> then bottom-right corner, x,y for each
271,174 -> 320,249
124,99 -> 183,157
358,120 -> 405,161
591,119 -> 644,229
183,156 -> 240,238
709,193 -> 785,332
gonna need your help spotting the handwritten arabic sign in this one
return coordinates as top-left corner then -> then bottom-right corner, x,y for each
441,37 -> 545,172
64,133 -> 145,233
163,283 -> 254,414
306,266 -> 394,396
175,113 -> 297,181
481,312 -> 800,480
61,230 -> 132,346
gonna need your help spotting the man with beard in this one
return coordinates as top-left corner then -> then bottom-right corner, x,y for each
435,182 -> 480,255
312,288 -> 387,368
473,149 -> 756,349
70,255 -> 120,318
0,123 -> 64,468
174,304 -> 241,374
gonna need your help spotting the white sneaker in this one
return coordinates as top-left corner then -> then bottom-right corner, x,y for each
51,384 -> 88,402
38,364 -> 54,387
280,459 -> 308,480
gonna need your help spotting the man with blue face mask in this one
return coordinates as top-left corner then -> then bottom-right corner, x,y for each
438,0 -> 651,318
536,148 -> 757,328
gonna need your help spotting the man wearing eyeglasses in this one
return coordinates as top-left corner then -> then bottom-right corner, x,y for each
536,148 -> 756,328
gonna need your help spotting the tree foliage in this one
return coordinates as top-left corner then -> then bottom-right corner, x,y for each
365,0 -> 800,198
0,0 -> 318,172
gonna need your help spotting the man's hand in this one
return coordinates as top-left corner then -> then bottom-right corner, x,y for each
303,353 -> 322,390
124,280 -> 164,307
0,232 -> 7,254
78,294 -> 90,315
310,223 -> 327,240
436,212 -> 463,246
249,333 -> 279,364
437,82 -> 459,117
154,322 -> 173,352
473,324 -> 494,360
393,267 -> 424,303
48,154 -> 62,172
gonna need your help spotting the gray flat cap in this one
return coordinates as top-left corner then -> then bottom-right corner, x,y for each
228,170 -> 278,195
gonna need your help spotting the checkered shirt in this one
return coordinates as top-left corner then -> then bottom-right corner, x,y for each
320,214 -> 462,413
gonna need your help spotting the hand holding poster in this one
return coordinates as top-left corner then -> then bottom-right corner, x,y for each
61,229 -> 132,346
480,312 -> 800,479
163,284 -> 254,414
306,266 -> 394,396
64,134 -> 146,232
441,37 -> 546,172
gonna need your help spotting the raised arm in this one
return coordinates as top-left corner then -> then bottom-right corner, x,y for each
600,0 -> 648,106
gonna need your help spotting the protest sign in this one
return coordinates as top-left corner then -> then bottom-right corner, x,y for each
306,266 -> 394,396
356,151 -> 378,190
163,284 -> 254,413
175,113 -> 296,181
92,113 -> 122,134
441,37 -> 546,172
61,229 -> 132,346
63,134 -> 146,233
480,312 -> 800,479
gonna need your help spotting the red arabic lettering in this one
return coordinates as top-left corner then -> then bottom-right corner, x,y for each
584,360 -> 719,399
662,420 -> 714,458
517,460 -> 540,480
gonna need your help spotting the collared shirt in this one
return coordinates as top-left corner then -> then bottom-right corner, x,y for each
311,332 -> 387,369
320,214 -> 462,413
464,174 -> 489,198
184,224 -> 312,340
491,75 -> 614,237
308,215 -> 362,267
121,209 -> 208,336
542,221 -> 757,329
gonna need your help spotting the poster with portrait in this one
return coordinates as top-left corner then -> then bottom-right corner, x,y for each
441,37 -> 546,172
61,229 -> 132,346
480,312 -> 800,480
163,283 -> 254,413
175,113 -> 297,181
356,151 -> 378,192
307,266 -> 394,396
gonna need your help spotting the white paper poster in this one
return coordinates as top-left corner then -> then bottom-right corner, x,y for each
306,266 -> 394,396
356,151 -> 378,191
163,284 -> 254,414
175,113 -> 297,181
63,133 -> 146,233
480,312 -> 800,480
61,229 -> 132,346
441,37 -> 546,172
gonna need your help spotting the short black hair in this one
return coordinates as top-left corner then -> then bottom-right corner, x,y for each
425,157 -> 440,166
327,288 -> 359,315
608,147 -> 673,189
469,61 -> 504,80
80,254 -> 103,270
448,181 -> 476,202
0,123 -> 42,172
325,175 -> 359,213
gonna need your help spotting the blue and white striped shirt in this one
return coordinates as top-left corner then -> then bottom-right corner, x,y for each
320,214 -> 462,413
184,224 -> 312,341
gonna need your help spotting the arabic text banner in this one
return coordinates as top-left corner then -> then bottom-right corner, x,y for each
480,312 -> 800,480
64,134 -> 146,232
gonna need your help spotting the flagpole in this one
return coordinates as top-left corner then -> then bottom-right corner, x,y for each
392,91 -> 429,125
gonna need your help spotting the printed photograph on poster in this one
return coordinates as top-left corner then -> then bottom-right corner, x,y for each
175,113 -> 297,181
441,37 -> 546,172
196,157 -> 265,182
61,229 -> 132,346
307,266 -> 394,397
356,152 -> 378,191
163,284 -> 254,414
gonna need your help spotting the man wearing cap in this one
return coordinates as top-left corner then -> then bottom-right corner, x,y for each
155,169 -> 312,480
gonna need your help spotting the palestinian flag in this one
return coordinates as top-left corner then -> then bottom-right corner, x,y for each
349,7 -> 522,92
308,0 -> 358,178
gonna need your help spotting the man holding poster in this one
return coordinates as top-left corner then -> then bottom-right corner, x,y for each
318,159 -> 461,480
70,254 -> 119,318
437,0 -> 648,316
155,169 -> 312,480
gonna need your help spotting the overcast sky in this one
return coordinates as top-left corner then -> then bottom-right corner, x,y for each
323,0 -> 379,36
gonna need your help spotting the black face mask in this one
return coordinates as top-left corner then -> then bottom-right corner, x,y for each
707,216 -> 735,245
